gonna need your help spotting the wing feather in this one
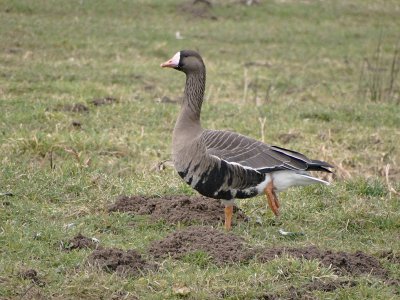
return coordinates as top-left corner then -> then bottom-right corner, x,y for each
202,130 -> 332,173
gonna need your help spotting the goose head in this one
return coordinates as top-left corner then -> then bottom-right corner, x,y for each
160,50 -> 205,74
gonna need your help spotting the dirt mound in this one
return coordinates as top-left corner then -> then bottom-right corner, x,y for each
63,234 -> 100,251
88,247 -> 155,277
319,250 -> 387,277
19,269 -> 39,281
18,268 -> 45,287
257,246 -> 388,277
149,232 -> 388,278
262,279 -> 357,299
109,195 -> 248,226
148,226 -> 254,265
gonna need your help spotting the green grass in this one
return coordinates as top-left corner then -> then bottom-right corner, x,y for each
1,0 -> 400,299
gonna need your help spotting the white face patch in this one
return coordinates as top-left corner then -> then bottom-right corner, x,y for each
161,51 -> 181,68
170,51 -> 181,67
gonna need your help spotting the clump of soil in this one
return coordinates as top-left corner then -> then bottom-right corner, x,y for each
257,246 -> 388,277
18,269 -> 45,286
91,96 -> 117,106
71,120 -> 82,128
320,250 -> 387,277
88,247 -> 155,277
63,234 -> 100,251
148,226 -> 254,265
19,269 -> 38,281
109,195 -> 248,226
109,195 -> 156,215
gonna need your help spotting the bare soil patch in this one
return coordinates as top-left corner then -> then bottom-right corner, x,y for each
148,226 -> 254,265
109,195 -> 248,226
63,234 -> 100,251
88,247 -> 156,277
149,231 -> 388,277
257,246 -> 388,277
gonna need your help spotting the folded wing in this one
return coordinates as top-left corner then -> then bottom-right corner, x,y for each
202,130 -> 333,173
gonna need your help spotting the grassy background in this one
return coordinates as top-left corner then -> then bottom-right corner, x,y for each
1,0 -> 399,299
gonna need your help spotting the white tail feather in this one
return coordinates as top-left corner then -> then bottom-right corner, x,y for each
299,173 -> 330,185
272,171 -> 329,192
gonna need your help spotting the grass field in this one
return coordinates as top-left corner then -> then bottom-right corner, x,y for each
1,0 -> 400,299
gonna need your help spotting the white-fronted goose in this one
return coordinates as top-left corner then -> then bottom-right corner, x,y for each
161,50 -> 333,230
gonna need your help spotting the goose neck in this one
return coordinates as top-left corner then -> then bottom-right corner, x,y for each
182,70 -> 206,122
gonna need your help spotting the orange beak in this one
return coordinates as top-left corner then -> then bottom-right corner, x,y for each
160,58 -> 177,68
160,52 -> 180,68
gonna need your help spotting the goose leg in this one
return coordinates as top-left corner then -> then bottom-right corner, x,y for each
265,181 -> 280,216
224,205 -> 234,230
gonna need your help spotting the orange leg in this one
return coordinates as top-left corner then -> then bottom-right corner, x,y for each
273,189 -> 280,209
265,181 -> 280,216
224,205 -> 234,230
